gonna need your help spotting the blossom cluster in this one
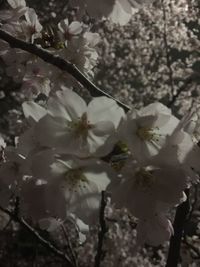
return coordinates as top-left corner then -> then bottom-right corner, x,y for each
1,84 -> 200,246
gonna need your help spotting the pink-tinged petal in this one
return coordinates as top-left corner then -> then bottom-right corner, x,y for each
35,114 -> 71,148
137,215 -> 174,246
22,101 -> 46,123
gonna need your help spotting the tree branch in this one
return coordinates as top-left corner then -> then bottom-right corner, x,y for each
94,191 -> 107,267
0,29 -> 130,112
166,189 -> 190,267
0,205 -> 76,267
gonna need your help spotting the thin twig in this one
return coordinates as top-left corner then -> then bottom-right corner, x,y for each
0,205 -> 75,267
94,191 -> 107,267
166,189 -> 190,267
61,223 -> 78,267
167,75 -> 196,107
0,29 -> 130,112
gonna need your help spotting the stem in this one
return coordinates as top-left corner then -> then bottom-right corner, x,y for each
0,205 -> 75,267
94,191 -> 107,267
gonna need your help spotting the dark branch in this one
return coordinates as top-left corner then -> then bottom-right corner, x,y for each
94,191 -> 107,267
166,189 -> 190,267
0,29 -> 130,112
61,224 -> 78,267
0,205 -> 75,267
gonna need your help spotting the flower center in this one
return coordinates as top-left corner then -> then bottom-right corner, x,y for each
136,127 -> 159,142
69,112 -> 93,137
134,168 -> 156,191
64,168 -> 88,190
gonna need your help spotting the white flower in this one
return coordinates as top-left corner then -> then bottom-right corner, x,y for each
57,31 -> 100,77
30,150 -> 114,224
119,102 -> 179,163
109,161 -> 188,220
22,58 -> 52,97
35,87 -> 125,157
153,119 -> 200,183
58,18 -> 82,47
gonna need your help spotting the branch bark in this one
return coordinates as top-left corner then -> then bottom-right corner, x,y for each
0,205 -> 76,267
0,29 -> 130,112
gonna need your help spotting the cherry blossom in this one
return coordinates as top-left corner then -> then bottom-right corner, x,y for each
30,150 -> 114,224
109,161 -> 188,221
58,18 -> 82,47
118,102 -> 179,162
34,87 -> 125,157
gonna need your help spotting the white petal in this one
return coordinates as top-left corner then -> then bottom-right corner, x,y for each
69,21 -> 82,35
51,88 -> 87,120
109,0 -> 132,25
137,215 -> 174,246
87,97 -> 125,127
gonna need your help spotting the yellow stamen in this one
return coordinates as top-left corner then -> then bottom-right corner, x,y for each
64,168 -> 88,191
68,112 -> 93,137
136,127 -> 160,142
